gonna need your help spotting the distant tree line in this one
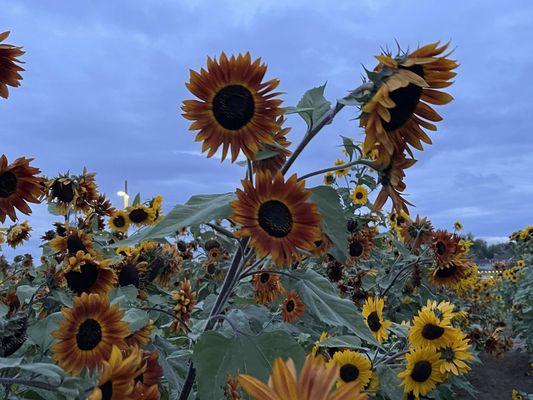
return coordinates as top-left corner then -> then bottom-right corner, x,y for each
464,233 -> 516,264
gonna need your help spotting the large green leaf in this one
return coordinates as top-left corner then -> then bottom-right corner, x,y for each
376,365 -> 404,399
288,269 -> 377,344
193,330 -> 305,400
28,312 -> 63,351
112,192 -> 236,247
310,185 -> 348,262
293,83 -> 331,130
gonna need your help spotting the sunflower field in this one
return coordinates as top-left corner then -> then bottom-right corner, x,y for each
1,31 -> 532,400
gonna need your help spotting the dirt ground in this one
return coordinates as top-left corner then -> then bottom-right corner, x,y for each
458,350 -> 532,399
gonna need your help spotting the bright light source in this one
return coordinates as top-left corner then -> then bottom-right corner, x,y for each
117,191 -> 127,197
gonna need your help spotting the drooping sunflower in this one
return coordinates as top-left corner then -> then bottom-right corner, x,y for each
428,256 -> 474,289
0,32 -> 24,99
0,155 -> 42,223
438,331 -> 472,376
360,41 -> 457,157
64,251 -> 117,296
327,260 -> 344,282
409,308 -> 457,349
398,347 -> 445,398
182,52 -> 283,162
6,221 -> 31,248
347,229 -> 374,265
231,172 -> 322,267
329,349 -> 373,389
108,210 -> 130,233
238,354 -> 367,400
52,293 -> 129,375
49,227 -> 94,256
281,290 -> 305,323
170,279 -> 196,333
252,270 -> 285,304
145,243 -> 183,287
127,205 -> 156,227
125,319 -> 154,347
252,116 -> 292,175
87,345 -> 142,400
362,296 -> 392,343
351,185 -> 368,205
431,230 -> 460,265
114,256 -> 148,290
74,169 -> 98,213
333,159 -> 349,177
400,215 -> 433,249
43,175 -> 78,215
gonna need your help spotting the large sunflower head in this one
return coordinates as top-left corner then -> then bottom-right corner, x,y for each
238,354 -> 367,400
64,251 -> 117,296
362,296 -> 392,343
360,41 -> 457,157
252,270 -> 285,305
438,331 -> 472,376
87,345 -> 142,400
398,347 -> 445,398
6,220 -> 31,248
52,293 -> 129,375
231,172 -> 322,267
126,204 -> 156,227
409,308 -> 457,349
49,227 -> 94,257
0,31 -> 24,99
431,230 -> 460,265
182,52 -> 283,162
0,155 -> 42,223
281,290 -> 305,323
329,349 -> 373,389
428,256 -> 474,290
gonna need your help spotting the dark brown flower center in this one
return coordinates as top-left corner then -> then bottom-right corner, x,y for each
435,264 -> 457,278
327,263 -> 343,282
118,264 -> 140,287
99,380 -> 113,400
260,272 -> 270,283
0,171 -> 18,198
436,241 -> 446,255
206,263 -> 216,275
113,215 -> 126,228
339,363 -> 360,382
382,65 -> 424,132
397,215 -> 406,225
51,180 -> 75,203
212,84 -> 255,130
129,208 -> 149,223
422,323 -> 445,340
76,318 -> 102,350
440,347 -> 455,362
410,360 -> 432,382
367,311 -> 382,332
258,200 -> 293,238
66,233 -> 88,254
66,262 -> 99,294
349,241 -> 364,257
286,299 -> 295,312
355,191 -> 364,199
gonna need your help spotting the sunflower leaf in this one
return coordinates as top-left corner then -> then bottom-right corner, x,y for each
376,365 -> 404,399
295,83 -> 331,130
193,330 -> 305,400
28,312 -> 62,351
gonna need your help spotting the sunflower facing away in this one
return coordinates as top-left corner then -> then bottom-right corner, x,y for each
0,155 -> 42,223
124,319 -> 154,347
438,331 -> 472,376
329,349 -> 372,389
6,220 -> 31,248
170,279 -> 197,333
409,307 -> 457,349
281,290 -> 305,323
49,227 -> 94,257
182,52 -> 283,162
360,41 -> 457,157
238,354 -> 367,400
398,347 -> 445,397
252,270 -> 285,304
52,293 -> 129,375
362,296 -> 392,343
231,172 -> 322,267
0,32 -> 24,99
400,215 -> 433,249
87,345 -> 142,400
64,251 -> 117,296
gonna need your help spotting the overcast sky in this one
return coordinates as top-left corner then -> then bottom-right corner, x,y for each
1,0 -> 532,257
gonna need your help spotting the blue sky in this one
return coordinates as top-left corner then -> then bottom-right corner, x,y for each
1,0 -> 532,257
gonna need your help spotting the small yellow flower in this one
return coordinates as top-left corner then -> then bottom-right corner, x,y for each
323,172 -> 335,185
334,159 -> 349,177
454,221 -> 463,231
516,259 -> 525,267
350,185 -> 368,205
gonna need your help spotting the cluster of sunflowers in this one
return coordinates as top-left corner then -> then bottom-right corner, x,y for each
1,29 -> 531,400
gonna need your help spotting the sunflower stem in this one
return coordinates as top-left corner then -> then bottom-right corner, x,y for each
297,159 -> 376,182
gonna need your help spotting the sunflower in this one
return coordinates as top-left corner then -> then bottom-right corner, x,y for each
127,205 -> 156,227
360,41 -> 457,157
429,256 -> 474,289
49,227 -> 94,256
453,221 -> 463,231
87,345 -> 142,400
170,279 -> 196,333
400,215 -> 433,249
74,169 -> 98,213
409,308 -> 457,349
0,155 -> 42,223
388,209 -> 410,231
398,347 -> 445,398
362,296 -> 392,343
146,243 -> 183,287
252,116 -> 292,175
326,260 -> 344,282
438,332 -> 472,376
125,320 -> 154,347
52,293 -> 129,375
323,172 -> 336,185
329,349 -> 372,389
108,210 -> 130,233
424,300 -> 455,325
182,52 -> 283,162
114,257 -> 148,289
252,270 -> 285,304
351,185 -> 368,205
135,350 -> 163,390
431,230 -> 460,265
231,172 -> 322,267
347,229 -> 374,265
238,354 -> 367,400
6,221 -> 31,248
224,374 -> 242,400
333,159 -> 349,177
64,251 -> 116,296
44,176 -> 78,215
0,32 -> 24,99
149,194 -> 163,223
281,290 -> 304,323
